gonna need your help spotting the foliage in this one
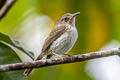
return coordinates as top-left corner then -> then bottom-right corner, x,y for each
0,33 -> 34,79
0,42 -> 27,80
0,0 -> 120,80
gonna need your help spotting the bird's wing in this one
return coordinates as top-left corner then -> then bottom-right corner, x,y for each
24,25 -> 67,76
42,25 -> 67,52
36,25 -> 67,60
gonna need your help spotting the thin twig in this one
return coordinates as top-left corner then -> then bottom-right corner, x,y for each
0,48 -> 120,72
0,0 -> 16,20
0,0 -> 6,10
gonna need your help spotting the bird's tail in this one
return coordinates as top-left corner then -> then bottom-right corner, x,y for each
24,68 -> 33,76
23,52 -> 45,76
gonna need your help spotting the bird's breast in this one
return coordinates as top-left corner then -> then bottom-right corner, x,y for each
48,26 -> 78,55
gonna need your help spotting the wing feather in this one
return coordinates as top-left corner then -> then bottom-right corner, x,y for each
24,25 -> 67,76
42,25 -> 67,52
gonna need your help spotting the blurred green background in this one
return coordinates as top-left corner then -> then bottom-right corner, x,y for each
0,0 -> 120,80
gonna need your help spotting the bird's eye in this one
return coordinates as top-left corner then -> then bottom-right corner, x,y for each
64,17 -> 69,22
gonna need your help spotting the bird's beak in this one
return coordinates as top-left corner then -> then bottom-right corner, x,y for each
73,12 -> 80,17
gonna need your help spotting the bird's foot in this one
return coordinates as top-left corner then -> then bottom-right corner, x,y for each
51,53 -> 63,60
63,54 -> 73,57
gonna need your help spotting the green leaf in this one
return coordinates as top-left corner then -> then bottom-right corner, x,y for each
0,32 -> 34,60
0,42 -> 27,80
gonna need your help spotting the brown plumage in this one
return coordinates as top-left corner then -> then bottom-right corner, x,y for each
24,25 -> 67,76
24,12 -> 80,76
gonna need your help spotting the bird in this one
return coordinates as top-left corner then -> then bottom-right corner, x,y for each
24,12 -> 80,76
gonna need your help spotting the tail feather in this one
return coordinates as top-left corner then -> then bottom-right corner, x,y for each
24,68 -> 33,76
23,52 -> 45,76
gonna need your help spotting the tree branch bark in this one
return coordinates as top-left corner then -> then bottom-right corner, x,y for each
0,0 -> 16,20
0,48 -> 120,72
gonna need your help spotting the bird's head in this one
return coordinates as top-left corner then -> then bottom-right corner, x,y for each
57,12 -> 80,25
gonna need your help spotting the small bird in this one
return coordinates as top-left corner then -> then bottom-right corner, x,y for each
24,12 -> 80,76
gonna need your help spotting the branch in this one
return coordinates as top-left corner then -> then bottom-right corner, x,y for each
0,0 -> 16,20
0,48 -> 120,72
0,0 -> 6,10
